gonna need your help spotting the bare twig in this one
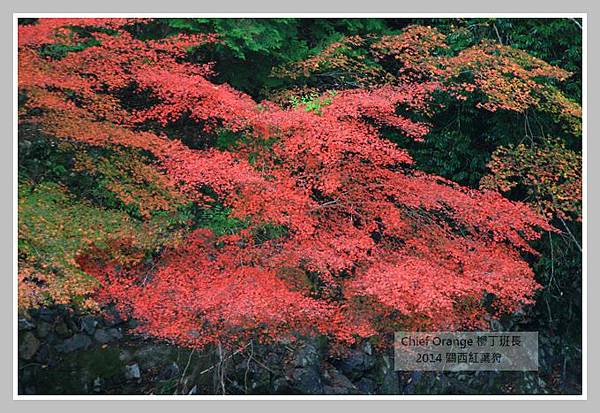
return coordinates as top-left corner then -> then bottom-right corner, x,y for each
177,348 -> 195,394
547,231 -> 558,292
558,216 -> 582,253
244,346 -> 275,374
493,23 -> 503,45
311,199 -> 339,211
569,18 -> 583,31
244,340 -> 254,394
218,342 -> 226,395
196,343 -> 251,377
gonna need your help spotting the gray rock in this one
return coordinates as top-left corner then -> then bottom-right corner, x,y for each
93,329 -> 110,343
293,342 -> 320,368
55,320 -> 72,338
19,332 -> 40,360
93,377 -> 102,392
133,345 -> 174,370
380,368 -> 400,394
55,334 -> 92,353
290,367 -> 324,394
119,349 -> 133,363
108,328 -> 123,340
34,344 -> 50,364
125,363 -> 141,380
36,308 -> 56,322
380,354 -> 392,372
65,317 -> 79,333
35,321 -> 50,338
402,371 -> 422,394
159,362 -> 180,380
335,348 -> 376,380
323,366 -> 357,394
18,317 -> 35,331
80,316 -> 98,335
356,377 -> 376,394
103,308 -> 125,327
94,328 -> 123,344
272,377 -> 292,394
363,341 -> 373,356
232,359 -> 271,393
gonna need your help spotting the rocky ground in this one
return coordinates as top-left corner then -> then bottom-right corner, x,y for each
18,306 -> 400,395
18,306 -> 573,395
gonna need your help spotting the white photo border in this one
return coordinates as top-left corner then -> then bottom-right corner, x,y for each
12,12 -> 588,401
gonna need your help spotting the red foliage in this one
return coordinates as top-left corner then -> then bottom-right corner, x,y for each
19,19 -> 554,348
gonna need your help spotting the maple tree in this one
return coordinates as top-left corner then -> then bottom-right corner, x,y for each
18,18 -> 578,350
275,26 -> 581,130
481,140 -> 582,222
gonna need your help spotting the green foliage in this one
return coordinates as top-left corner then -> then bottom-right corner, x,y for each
205,18 -> 304,60
38,40 -> 99,60
164,18 -> 392,99
19,177 -> 191,307
404,130 -> 493,187
19,180 -> 137,265
195,204 -> 248,237
193,203 -> 287,242
252,223 -> 288,244
215,129 -> 247,150
167,18 -> 310,97
289,91 -> 336,115
18,180 -> 132,306
77,347 -> 123,378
